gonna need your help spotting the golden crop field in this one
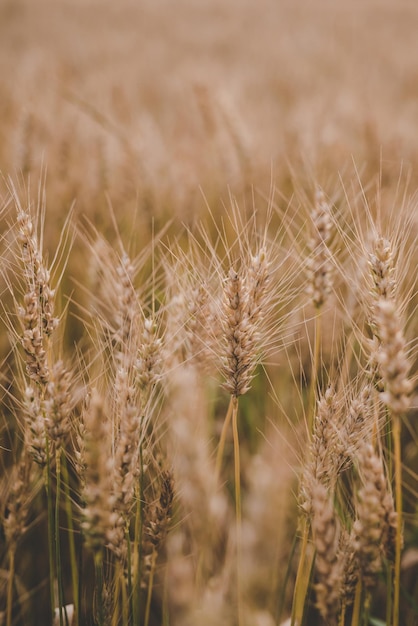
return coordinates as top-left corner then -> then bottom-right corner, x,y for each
0,1 -> 417,625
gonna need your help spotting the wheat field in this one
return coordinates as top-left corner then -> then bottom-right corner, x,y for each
0,1 -> 417,625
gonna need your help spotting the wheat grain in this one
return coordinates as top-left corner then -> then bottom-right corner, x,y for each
374,298 -> 412,415
311,480 -> 342,625
352,442 -> 396,590
306,188 -> 334,309
221,247 -> 269,397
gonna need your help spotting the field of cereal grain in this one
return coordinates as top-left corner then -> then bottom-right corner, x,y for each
0,1 -> 417,625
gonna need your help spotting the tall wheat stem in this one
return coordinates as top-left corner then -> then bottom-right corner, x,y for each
215,396 -> 234,481
350,578 -> 362,626
339,602 -> 346,626
114,561 -> 129,626
231,396 -> 243,626
291,312 -> 322,626
132,446 -> 144,626
384,408 -> 394,626
290,520 -> 312,626
61,454 -> 79,626
392,413 -> 402,626
44,440 -> 56,620
55,450 -> 65,626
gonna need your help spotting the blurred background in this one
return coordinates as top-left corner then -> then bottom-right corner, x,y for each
1,0 -> 418,226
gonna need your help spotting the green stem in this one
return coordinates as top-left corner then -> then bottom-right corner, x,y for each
215,396 -> 234,481
61,454 -> 79,626
291,311 -> 322,626
196,398 -> 234,589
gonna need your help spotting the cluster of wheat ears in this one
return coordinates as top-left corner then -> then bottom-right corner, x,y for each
0,173 -> 417,626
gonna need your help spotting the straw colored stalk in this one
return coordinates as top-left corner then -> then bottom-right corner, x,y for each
218,247 -> 269,626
